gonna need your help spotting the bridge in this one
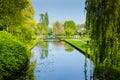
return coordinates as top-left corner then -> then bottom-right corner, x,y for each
43,35 -> 61,42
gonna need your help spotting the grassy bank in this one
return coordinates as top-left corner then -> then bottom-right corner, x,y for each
65,38 -> 91,56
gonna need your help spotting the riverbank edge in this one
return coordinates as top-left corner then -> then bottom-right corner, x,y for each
63,40 -> 90,58
28,38 -> 40,50
19,37 -> 40,80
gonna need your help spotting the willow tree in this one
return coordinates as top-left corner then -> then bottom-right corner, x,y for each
39,12 -> 49,35
85,0 -> 120,66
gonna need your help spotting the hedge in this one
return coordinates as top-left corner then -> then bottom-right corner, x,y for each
0,31 -> 28,79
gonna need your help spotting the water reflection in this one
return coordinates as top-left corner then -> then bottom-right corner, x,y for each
41,49 -> 48,59
39,41 -> 48,59
64,43 -> 74,52
29,40 -> 120,80
31,41 -> 94,80
13,60 -> 37,80
89,61 -> 94,80
53,41 -> 64,46
84,55 -> 87,80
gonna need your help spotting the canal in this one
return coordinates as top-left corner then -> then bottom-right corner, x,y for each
30,41 -> 94,80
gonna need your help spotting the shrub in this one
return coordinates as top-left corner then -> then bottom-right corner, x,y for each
0,31 -> 28,79
0,31 -> 15,40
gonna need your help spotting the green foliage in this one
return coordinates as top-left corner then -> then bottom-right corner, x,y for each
40,12 -> 49,26
0,0 -> 32,30
0,0 -> 36,45
45,12 -> 49,26
64,20 -> 76,30
76,24 -> 86,36
0,0 -> 37,79
0,31 -> 15,40
38,22 -> 48,35
21,26 -> 35,43
94,64 -> 120,80
85,0 -> 120,66
65,28 -> 74,36
0,31 -> 28,79
38,12 -> 49,35
64,20 -> 76,36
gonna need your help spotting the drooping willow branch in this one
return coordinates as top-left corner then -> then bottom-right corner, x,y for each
85,0 -> 120,66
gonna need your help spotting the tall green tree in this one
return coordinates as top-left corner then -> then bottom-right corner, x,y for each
14,0 -> 35,43
38,12 -> 49,35
45,12 -> 49,26
0,0 -> 31,30
0,0 -> 36,43
64,20 -> 76,36
85,0 -> 120,66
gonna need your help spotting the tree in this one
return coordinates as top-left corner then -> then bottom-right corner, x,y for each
0,0 -> 36,43
40,13 -> 49,27
52,21 -> 64,36
0,0 -> 33,31
64,20 -> 76,36
45,12 -> 49,26
65,28 -> 74,36
76,24 -> 86,36
85,0 -> 120,66
38,12 -> 49,35
15,0 -> 35,43
64,20 -> 76,30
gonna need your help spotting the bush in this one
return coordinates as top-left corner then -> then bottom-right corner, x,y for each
0,31 -> 28,79
0,31 -> 15,40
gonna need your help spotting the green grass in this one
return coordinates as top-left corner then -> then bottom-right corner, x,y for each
78,37 -> 90,41
65,39 -> 92,55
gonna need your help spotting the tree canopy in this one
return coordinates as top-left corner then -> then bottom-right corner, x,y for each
64,20 -> 76,36
64,20 -> 76,30
38,12 -> 49,35
52,21 -> 64,36
0,0 -> 34,30
85,0 -> 120,66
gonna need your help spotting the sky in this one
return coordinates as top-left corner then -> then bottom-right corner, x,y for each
31,0 -> 86,26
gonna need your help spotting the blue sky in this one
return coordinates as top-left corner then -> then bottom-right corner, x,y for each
31,0 -> 86,26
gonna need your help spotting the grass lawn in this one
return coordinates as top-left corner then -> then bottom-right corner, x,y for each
78,37 -> 90,41
65,38 -> 92,55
